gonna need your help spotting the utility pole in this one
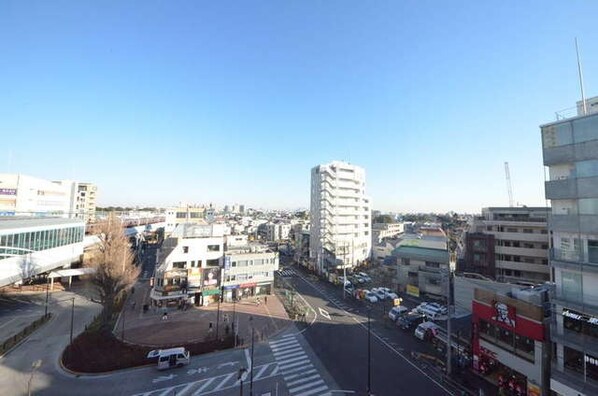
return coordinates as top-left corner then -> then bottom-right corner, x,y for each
446,249 -> 455,377
44,276 -> 50,317
343,244 -> 347,300
250,325 -> 255,396
70,297 -> 75,345
367,308 -> 372,395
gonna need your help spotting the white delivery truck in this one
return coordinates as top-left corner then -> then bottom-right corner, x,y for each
147,347 -> 191,370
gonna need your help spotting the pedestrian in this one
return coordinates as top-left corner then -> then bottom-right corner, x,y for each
162,311 -> 168,320
131,301 -> 136,310
264,296 -> 268,305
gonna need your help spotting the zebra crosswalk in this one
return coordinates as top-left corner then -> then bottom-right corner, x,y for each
278,269 -> 296,277
269,335 -> 331,396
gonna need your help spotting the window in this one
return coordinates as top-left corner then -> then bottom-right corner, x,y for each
183,246 -> 189,253
506,227 -> 518,233
401,258 -> 410,266
576,160 -> 598,178
425,261 -> 440,268
564,346 -> 584,374
523,229 -> 534,234
207,244 -> 220,252
206,259 -> 219,266
589,240 -> 598,264
561,271 -> 582,303
172,261 -> 186,269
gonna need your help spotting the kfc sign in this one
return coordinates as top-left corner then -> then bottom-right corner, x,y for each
492,301 -> 516,328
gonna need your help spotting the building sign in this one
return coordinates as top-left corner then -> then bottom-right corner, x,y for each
202,288 -> 220,296
202,268 -> 220,286
0,188 -> 16,195
586,354 -> 598,367
224,256 -> 231,270
240,282 -> 257,288
492,301 -> 516,328
406,284 -> 420,298
563,309 -> 598,326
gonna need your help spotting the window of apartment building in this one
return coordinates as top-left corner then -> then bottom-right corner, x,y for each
506,227 -> 518,233
541,244 -> 548,249
588,240 -> 598,264
564,346 -> 584,374
504,269 -> 512,276
206,259 -> 219,266
523,228 -> 534,234
407,271 -> 418,278
486,226 -> 493,231
190,260 -> 197,267
237,274 -> 247,281
401,258 -> 410,266
541,229 -> 548,234
183,246 -> 189,253
237,260 -> 247,267
172,261 -> 186,269
364,231 -> 369,236
226,275 -> 236,282
207,244 -> 220,252
427,278 -> 440,285
425,261 -> 440,268
512,241 -> 520,248
473,240 -> 486,249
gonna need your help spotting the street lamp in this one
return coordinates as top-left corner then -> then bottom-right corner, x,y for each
70,297 -> 75,345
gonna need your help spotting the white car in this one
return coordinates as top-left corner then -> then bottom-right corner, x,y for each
371,288 -> 386,300
385,291 -> 399,300
388,306 -> 409,321
357,272 -> 372,282
363,291 -> 378,303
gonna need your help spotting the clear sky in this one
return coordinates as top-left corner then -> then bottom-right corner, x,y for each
2,1 -> 598,213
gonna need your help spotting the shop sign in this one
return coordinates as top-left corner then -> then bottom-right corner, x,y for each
586,354 -> 598,367
406,284 -> 420,298
224,256 -> 231,270
223,285 -> 239,290
0,188 -> 16,195
563,309 -> 598,326
202,288 -> 221,296
202,268 -> 220,286
527,381 -> 541,396
240,283 -> 257,288
491,300 -> 516,328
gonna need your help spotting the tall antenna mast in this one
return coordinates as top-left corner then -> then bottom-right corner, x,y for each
505,162 -> 514,207
575,37 -> 587,116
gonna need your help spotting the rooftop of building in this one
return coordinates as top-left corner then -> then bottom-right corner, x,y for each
170,222 -> 223,238
541,95 -> 598,126
0,217 -> 85,231
225,243 -> 275,255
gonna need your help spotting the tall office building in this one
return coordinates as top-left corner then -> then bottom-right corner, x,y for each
542,98 -> 598,395
309,161 -> 371,275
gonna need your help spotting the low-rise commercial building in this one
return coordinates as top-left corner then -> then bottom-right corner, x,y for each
165,205 -> 206,234
472,286 -> 551,396
222,244 -> 278,301
372,222 -> 404,244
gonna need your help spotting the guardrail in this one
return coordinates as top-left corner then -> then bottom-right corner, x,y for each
0,313 -> 52,356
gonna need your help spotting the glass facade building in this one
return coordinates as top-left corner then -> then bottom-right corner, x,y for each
542,111 -> 598,395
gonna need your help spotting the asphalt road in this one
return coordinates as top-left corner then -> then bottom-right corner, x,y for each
282,262 -> 456,396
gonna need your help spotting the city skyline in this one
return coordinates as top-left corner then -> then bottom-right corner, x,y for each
3,2 -> 598,212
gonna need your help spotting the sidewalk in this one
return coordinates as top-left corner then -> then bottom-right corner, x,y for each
116,280 -> 293,347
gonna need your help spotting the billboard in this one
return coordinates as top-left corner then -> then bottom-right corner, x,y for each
406,284 -> 420,298
202,267 -> 221,287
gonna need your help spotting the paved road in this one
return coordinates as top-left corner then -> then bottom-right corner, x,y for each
283,264 -> 457,396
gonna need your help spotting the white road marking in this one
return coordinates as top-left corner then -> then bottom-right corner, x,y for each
294,385 -> 329,396
277,355 -> 309,366
253,364 -> 270,380
270,341 -> 301,352
273,349 -> 304,360
272,346 -> 302,356
212,372 -> 235,391
281,363 -> 314,375
284,368 -> 316,380
279,358 -> 310,371
318,307 -> 331,320
289,379 -> 325,393
269,338 -> 298,347
191,377 -> 215,395
287,373 -> 321,387
282,333 -> 295,338
152,374 -> 176,384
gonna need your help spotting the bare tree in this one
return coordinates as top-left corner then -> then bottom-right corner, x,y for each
85,214 -> 139,330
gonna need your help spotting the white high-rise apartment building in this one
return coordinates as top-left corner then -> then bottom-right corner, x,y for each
310,161 -> 371,275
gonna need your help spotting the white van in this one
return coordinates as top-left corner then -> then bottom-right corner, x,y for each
147,347 -> 191,370
419,305 -> 443,320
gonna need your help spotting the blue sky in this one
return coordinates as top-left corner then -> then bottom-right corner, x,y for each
2,1 -> 598,212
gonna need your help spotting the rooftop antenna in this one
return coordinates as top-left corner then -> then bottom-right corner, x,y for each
575,37 -> 587,116
505,162 -> 514,207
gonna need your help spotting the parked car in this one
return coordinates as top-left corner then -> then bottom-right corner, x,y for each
353,275 -> 366,284
383,289 -> 398,300
357,272 -> 372,282
371,288 -> 386,300
388,306 -> 409,321
363,290 -> 378,303
414,321 -> 440,341
344,283 -> 355,293
426,302 -> 448,314
397,312 -> 426,330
